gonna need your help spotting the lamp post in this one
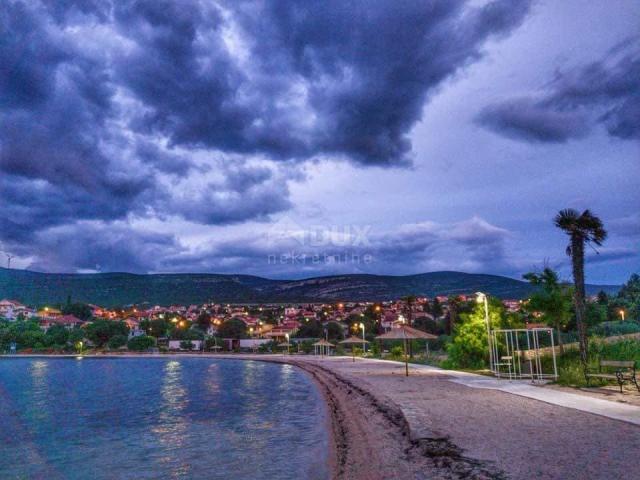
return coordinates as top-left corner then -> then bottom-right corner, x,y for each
476,292 -> 494,373
619,309 -> 625,321
285,333 -> 290,355
359,322 -> 366,353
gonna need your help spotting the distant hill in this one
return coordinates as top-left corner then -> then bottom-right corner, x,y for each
0,268 -> 620,307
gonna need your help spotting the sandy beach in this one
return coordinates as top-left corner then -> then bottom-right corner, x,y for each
236,355 -> 640,480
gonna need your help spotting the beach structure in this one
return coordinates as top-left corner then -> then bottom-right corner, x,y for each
376,325 -> 437,376
340,335 -> 369,362
312,339 -> 335,356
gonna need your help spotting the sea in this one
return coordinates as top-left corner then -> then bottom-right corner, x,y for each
0,357 -> 330,480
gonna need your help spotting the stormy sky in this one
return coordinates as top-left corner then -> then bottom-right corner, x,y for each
1,0 -> 638,283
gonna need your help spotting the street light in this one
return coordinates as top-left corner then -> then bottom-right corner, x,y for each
619,309 -> 625,321
285,333 -> 290,355
359,322 -> 366,353
476,292 -> 494,373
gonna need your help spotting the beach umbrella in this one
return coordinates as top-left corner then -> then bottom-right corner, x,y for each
340,336 -> 370,362
375,325 -> 437,376
312,339 -> 335,356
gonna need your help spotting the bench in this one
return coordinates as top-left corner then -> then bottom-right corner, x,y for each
585,360 -> 639,393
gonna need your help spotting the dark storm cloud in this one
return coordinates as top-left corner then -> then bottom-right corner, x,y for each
23,223 -> 183,273
0,0 -> 534,272
477,37 -> 640,142
109,0 -> 533,165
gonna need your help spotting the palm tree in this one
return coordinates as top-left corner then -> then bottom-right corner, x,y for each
554,209 -> 607,365
523,268 -> 573,355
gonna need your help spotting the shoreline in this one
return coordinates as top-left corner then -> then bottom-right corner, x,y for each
4,353 -> 500,479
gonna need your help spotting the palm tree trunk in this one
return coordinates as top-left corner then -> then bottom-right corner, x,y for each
571,236 -> 588,365
555,319 -> 564,355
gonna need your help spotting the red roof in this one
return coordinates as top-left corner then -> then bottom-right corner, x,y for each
44,315 -> 82,325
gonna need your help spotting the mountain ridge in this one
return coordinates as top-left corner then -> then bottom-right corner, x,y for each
0,268 -> 620,307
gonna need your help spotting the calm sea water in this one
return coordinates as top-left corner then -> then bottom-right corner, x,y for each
0,357 -> 330,480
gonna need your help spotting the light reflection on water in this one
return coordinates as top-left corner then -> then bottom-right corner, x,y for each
0,358 -> 329,480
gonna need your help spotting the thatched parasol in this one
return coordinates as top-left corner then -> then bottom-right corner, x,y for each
312,339 -> 335,356
376,325 -> 437,376
340,335 -> 369,362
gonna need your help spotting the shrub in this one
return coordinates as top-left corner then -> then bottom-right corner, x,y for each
390,345 -> 404,359
127,335 -> 155,351
108,334 -> 128,350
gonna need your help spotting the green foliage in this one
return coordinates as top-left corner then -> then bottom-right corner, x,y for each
443,298 -> 517,370
294,319 -> 323,338
85,320 -> 129,348
68,327 -> 85,344
389,345 -> 404,359
61,302 -> 93,321
370,341 -> 381,356
179,340 -> 195,350
217,318 -> 247,339
107,334 -> 128,350
551,339 -> 640,386
44,325 -> 69,347
590,321 -> 640,337
140,318 -> 171,338
297,339 -> 314,354
325,321 -> 344,341
523,268 -> 573,332
195,312 -> 211,331
127,335 -> 155,351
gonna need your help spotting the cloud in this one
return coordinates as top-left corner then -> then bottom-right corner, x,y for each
21,222 -> 184,273
0,0 -> 534,272
477,37 -> 640,142
477,97 -> 590,142
154,217 -> 516,278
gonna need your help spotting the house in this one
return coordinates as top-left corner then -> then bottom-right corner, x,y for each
0,299 -> 33,320
39,314 -> 82,331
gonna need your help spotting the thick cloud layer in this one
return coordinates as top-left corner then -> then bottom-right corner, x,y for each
0,0 -> 535,273
477,37 -> 640,142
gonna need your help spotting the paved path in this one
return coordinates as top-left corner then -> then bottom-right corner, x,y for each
299,356 -> 640,480
364,357 -> 640,426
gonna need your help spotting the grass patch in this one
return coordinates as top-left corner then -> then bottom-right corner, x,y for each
547,338 -> 640,387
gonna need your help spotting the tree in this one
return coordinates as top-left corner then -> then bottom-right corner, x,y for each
325,321 -> 344,341
61,302 -> 93,321
127,335 -> 155,351
555,209 -> 607,365
140,318 -> 171,338
195,311 -> 212,331
45,325 -> 70,347
446,296 -> 460,336
402,295 -> 416,325
86,320 -> 129,348
445,298 -> 518,369
180,340 -> 195,351
217,318 -> 247,339
295,319 -> 323,338
108,334 -> 128,350
523,268 -> 573,354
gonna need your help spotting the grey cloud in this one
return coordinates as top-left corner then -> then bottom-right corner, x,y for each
477,37 -> 640,142
477,97 -> 590,142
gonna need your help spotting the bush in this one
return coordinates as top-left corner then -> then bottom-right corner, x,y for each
590,321 -> 640,338
127,335 -> 155,351
108,334 -> 128,350
86,320 -> 129,348
389,345 -> 404,359
180,340 -> 195,350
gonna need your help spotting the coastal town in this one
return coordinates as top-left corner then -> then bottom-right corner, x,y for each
1,276 -> 636,359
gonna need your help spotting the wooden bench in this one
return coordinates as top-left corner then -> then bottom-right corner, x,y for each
585,360 -> 639,393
